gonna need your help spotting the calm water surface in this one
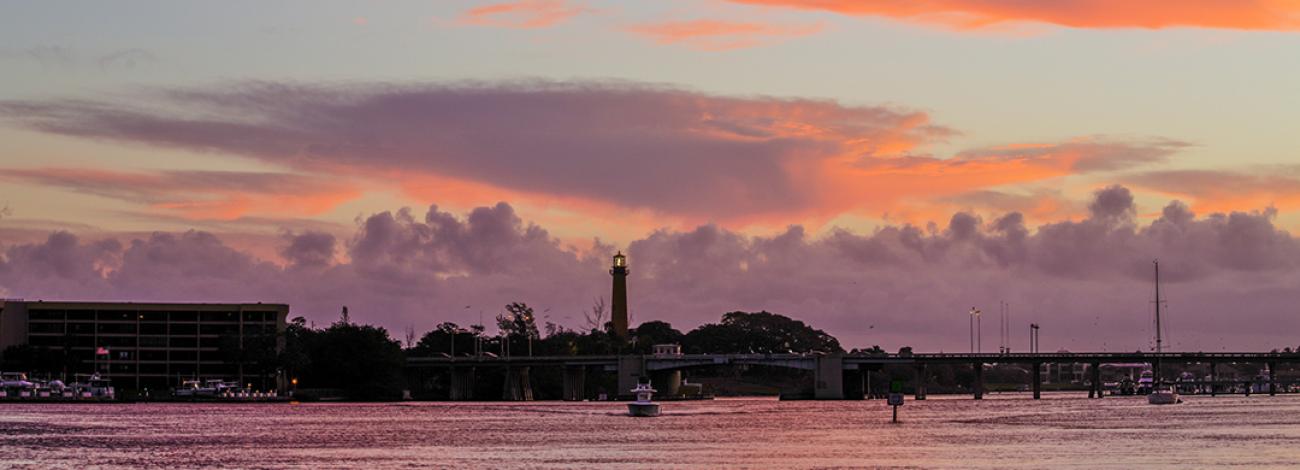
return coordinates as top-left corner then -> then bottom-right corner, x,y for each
3,393 -> 1300,468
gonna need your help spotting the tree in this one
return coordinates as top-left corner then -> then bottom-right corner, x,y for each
682,311 -> 843,354
584,297 -> 607,333
630,321 -> 684,354
497,303 -> 539,339
411,322 -> 478,357
302,321 -> 405,400
280,316 -> 313,385
497,302 -> 539,356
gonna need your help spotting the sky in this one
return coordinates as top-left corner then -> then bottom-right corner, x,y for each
2,0 -> 1300,352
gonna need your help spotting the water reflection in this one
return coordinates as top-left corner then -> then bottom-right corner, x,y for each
3,393 -> 1300,468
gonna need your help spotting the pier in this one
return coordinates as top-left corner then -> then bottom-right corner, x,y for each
406,351 -> 1300,401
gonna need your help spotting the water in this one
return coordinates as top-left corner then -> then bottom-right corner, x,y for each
3,393 -> 1300,468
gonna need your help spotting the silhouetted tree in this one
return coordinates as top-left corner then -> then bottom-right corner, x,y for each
682,311 -> 842,354
630,321 -> 684,353
411,322 -> 478,357
302,321 -> 405,400
584,296 -> 607,332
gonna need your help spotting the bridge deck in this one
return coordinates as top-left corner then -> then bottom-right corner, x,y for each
406,352 -> 1300,369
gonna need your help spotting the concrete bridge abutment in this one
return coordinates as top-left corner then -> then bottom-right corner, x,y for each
814,354 -> 844,399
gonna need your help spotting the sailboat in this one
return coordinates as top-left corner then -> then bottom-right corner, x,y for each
1148,260 -> 1181,405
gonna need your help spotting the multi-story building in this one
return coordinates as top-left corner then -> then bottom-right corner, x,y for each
0,300 -> 288,392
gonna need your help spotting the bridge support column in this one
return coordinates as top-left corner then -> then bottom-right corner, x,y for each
449,367 -> 475,401
652,369 -> 682,397
1270,361 -> 1278,396
814,354 -> 844,400
915,364 -> 927,400
562,365 -> 586,401
1031,362 -> 1042,400
843,369 -> 865,400
1090,362 -> 1102,399
973,362 -> 984,400
616,356 -> 645,400
502,366 -> 534,401
1209,362 -> 1217,397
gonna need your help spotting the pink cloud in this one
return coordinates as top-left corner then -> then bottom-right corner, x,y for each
624,19 -> 824,50
457,0 -> 591,29
0,168 -> 361,220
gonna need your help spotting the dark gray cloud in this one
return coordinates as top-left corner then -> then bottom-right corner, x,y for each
3,186 -> 1298,351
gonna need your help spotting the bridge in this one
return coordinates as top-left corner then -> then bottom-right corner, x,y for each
405,351 -> 1300,401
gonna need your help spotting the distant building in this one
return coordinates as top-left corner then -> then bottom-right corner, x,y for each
652,344 -> 682,357
0,300 -> 288,391
1040,350 -> 1089,384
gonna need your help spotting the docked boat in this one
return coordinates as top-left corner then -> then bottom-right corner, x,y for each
1136,370 -> 1155,395
0,371 -> 36,398
174,379 -> 242,398
68,374 -> 115,399
1146,260 -> 1179,405
627,383 -> 661,417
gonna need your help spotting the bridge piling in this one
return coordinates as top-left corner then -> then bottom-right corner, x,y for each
1270,361 -> 1278,396
915,364 -> 927,400
1210,362 -> 1217,396
562,365 -> 586,401
502,366 -> 534,401
449,367 -> 475,401
972,363 -> 984,400
1090,362 -> 1101,399
1031,362 -> 1041,400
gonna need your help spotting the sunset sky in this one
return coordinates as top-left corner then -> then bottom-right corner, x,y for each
3,1 -> 1300,352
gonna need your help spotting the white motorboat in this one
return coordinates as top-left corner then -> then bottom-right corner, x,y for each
627,382 -> 661,417
0,371 -> 35,390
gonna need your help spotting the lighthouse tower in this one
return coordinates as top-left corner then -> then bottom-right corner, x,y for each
610,251 -> 629,339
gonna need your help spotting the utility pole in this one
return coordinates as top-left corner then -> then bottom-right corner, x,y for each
969,307 -> 981,354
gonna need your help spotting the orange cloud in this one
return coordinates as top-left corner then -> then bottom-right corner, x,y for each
625,19 -> 824,50
1,168 -> 362,220
1127,169 -> 1300,214
730,0 -> 1300,31
458,0 -> 590,29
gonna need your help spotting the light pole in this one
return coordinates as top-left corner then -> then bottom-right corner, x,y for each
1029,323 -> 1040,353
969,308 -> 981,353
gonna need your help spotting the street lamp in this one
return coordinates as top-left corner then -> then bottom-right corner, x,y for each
1030,323 -> 1041,353
969,307 -> 981,354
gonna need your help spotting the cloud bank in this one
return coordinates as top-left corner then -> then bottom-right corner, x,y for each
4,186 -> 1298,352
0,81 -> 1182,226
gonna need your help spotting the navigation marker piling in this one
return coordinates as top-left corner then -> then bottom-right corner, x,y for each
888,380 -> 905,423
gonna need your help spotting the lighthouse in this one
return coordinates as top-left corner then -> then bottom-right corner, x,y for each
610,251 -> 629,339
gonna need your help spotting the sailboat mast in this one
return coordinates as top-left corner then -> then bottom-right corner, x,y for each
1154,260 -> 1162,354
1153,259 -> 1164,386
